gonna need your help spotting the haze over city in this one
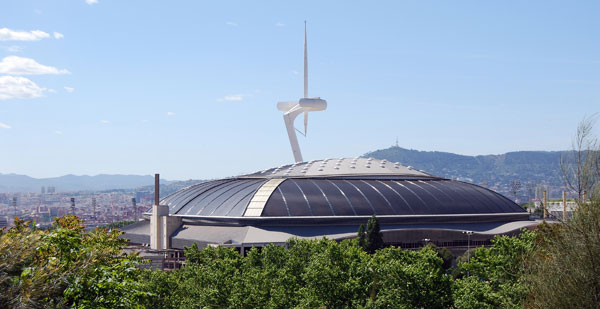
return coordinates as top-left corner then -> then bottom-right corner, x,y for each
1,0 -> 599,180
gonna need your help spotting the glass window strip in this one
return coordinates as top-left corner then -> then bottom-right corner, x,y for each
199,180 -> 256,216
209,180 -> 263,216
326,180 -> 357,215
178,180 -> 232,215
309,180 -> 336,216
406,180 -> 445,205
290,179 -> 314,216
455,181 -> 509,212
277,187 -> 291,216
183,180 -> 246,215
393,181 -> 429,209
375,180 -> 415,214
169,181 -> 218,213
443,181 -> 487,211
224,187 -> 262,217
418,180 -> 455,202
360,180 -> 396,214
343,180 -> 376,213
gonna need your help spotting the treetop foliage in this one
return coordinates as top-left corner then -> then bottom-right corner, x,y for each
4,212 -> 598,309
0,215 -> 149,308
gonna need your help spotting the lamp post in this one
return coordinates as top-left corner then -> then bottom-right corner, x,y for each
462,231 -> 473,262
422,238 -> 430,249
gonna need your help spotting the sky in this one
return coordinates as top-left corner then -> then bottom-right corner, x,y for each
0,0 -> 599,180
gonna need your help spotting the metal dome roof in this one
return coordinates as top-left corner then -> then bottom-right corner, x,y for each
240,157 -> 431,178
154,158 -> 527,225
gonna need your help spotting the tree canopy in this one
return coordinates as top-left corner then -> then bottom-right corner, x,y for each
0,215 -> 149,308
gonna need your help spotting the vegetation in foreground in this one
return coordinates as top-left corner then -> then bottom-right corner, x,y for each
0,215 -> 148,308
0,208 -> 597,309
1,118 -> 599,308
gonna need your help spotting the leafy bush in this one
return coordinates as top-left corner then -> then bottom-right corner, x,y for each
452,230 -> 536,309
0,216 -> 150,308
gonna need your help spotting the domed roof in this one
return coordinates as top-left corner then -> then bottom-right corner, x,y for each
241,157 -> 430,178
156,158 -> 527,225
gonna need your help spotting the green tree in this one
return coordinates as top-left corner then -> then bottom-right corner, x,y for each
357,223 -> 367,250
139,269 -> 179,309
366,245 -> 453,308
452,230 -> 536,309
365,215 -> 384,254
178,245 -> 243,308
297,239 -> 371,308
425,242 -> 454,270
0,215 -> 150,308
144,237 -> 462,308
526,201 -> 600,307
525,117 -> 600,308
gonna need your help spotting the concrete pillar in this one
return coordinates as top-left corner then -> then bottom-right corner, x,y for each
150,203 -> 168,250
562,191 -> 567,221
162,215 -> 182,249
543,190 -> 547,219
150,173 -> 183,250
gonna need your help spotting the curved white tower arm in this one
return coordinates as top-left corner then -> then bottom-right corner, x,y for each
283,105 -> 304,163
277,101 -> 298,111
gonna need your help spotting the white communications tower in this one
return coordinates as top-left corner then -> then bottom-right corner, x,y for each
277,21 -> 327,163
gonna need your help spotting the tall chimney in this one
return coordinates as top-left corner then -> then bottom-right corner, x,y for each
132,197 -> 137,221
150,173 -> 182,250
154,173 -> 160,205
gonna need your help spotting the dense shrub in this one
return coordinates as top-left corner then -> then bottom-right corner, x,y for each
0,216 -> 149,308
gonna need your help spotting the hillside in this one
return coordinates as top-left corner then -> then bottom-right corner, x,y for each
1,147 -> 568,197
364,146 -> 566,197
0,174 -> 157,193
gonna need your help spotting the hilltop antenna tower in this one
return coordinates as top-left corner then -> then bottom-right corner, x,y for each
277,21 -> 327,163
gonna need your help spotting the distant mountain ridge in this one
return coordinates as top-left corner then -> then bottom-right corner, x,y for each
0,174 -> 157,193
364,146 -> 566,195
1,147 -> 567,195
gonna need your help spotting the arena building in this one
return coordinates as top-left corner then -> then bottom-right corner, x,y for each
122,157 -> 534,254
121,26 -> 536,255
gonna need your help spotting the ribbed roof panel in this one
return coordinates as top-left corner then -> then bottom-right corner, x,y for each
156,158 -> 525,222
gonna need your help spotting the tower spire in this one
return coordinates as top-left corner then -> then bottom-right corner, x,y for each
303,21 -> 308,98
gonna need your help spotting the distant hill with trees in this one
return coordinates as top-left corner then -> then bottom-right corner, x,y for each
0,147 -> 568,198
0,174 -> 157,193
364,146 -> 567,198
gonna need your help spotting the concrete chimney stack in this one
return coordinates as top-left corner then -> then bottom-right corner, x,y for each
132,197 -> 137,221
150,173 -> 182,250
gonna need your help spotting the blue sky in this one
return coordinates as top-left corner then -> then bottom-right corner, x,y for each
0,0 -> 599,180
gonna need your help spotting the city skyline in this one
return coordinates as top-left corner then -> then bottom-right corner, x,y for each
1,1 -> 599,180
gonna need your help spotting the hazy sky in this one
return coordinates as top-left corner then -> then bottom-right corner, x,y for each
1,1 -> 599,180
